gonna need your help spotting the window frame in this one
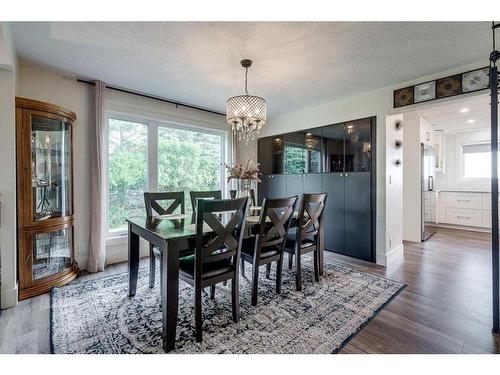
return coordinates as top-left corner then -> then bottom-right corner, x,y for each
460,141 -> 493,181
106,111 -> 229,239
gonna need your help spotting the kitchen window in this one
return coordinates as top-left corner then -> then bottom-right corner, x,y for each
462,143 -> 498,180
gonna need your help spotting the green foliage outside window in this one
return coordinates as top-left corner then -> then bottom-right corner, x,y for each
108,119 -> 222,231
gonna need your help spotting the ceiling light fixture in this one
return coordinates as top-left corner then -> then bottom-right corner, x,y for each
467,119 -> 475,123
226,59 -> 267,143
460,108 -> 470,113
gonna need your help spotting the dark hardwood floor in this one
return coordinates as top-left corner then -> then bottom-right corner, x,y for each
1,227 -> 499,353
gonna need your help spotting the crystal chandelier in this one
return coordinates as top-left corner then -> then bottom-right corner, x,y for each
226,59 -> 267,143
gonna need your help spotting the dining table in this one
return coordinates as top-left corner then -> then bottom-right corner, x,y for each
126,208 -> 324,352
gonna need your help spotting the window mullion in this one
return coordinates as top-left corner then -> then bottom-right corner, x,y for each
149,123 -> 159,192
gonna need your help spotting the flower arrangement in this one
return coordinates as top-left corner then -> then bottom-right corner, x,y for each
225,159 -> 261,183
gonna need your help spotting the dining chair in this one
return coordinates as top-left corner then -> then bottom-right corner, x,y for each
179,197 -> 250,342
240,196 -> 298,306
189,190 -> 222,216
144,191 -> 185,289
229,189 -> 256,206
284,192 -> 327,291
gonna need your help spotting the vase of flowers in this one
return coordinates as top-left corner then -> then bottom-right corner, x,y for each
225,160 -> 261,201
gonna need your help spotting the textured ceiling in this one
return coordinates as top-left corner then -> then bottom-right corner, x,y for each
9,22 -> 492,118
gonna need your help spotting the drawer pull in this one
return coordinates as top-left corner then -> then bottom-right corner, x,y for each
457,199 -> 470,202
457,216 -> 470,219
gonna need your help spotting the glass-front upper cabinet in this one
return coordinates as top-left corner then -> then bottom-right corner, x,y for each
323,123 -> 345,172
304,128 -> 323,173
344,118 -> 372,172
31,116 -> 72,221
283,132 -> 306,174
282,130 -> 323,174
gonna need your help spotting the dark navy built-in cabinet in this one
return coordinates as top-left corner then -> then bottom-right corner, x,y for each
258,117 -> 376,262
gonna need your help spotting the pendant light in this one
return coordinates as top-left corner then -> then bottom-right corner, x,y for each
226,59 -> 267,143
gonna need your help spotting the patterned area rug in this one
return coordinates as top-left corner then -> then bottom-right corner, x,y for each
51,260 -> 405,354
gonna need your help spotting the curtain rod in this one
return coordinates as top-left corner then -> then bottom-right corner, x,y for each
76,78 -> 226,116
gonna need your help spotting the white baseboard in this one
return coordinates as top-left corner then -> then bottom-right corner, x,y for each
1,285 -> 18,309
385,244 -> 404,266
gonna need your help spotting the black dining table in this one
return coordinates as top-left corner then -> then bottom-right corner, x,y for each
127,210 -> 324,352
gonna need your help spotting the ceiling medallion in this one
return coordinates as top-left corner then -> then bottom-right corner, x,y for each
226,59 -> 267,143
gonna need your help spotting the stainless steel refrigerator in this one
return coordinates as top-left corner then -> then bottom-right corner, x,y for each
421,143 -> 436,241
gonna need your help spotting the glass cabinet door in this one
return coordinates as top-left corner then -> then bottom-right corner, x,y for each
32,226 -> 73,280
323,124 -> 345,172
304,128 -> 323,173
344,118 -> 372,172
31,115 -> 72,221
283,132 -> 306,174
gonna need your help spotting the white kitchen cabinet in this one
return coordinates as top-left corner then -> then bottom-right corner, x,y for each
434,130 -> 445,173
445,207 -> 482,227
445,192 -> 482,210
436,191 -> 498,230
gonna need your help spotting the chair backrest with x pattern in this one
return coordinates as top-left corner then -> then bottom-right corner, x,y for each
256,196 -> 298,254
195,197 -> 249,278
144,191 -> 185,217
297,193 -> 327,243
190,190 -> 222,214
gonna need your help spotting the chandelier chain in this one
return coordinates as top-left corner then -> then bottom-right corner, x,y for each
245,67 -> 249,95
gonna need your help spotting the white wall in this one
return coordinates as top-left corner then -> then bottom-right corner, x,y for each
239,60 -> 488,265
0,23 -> 17,308
435,127 -> 490,192
402,112 -> 423,243
386,114 -> 404,264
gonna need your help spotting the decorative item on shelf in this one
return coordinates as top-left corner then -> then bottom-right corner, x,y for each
362,142 -> 372,158
414,81 -> 436,103
462,67 -> 490,92
226,59 -> 267,143
305,132 -> 319,150
395,139 -> 402,149
394,86 -> 414,108
436,74 -> 462,98
395,119 -> 403,130
225,160 -> 261,201
394,159 -> 402,167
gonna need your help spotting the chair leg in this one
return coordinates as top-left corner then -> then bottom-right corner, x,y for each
276,259 -> 283,294
241,258 -> 245,275
195,286 -> 203,342
223,281 -> 227,286
149,244 -> 155,288
288,253 -> 293,269
210,285 -> 215,299
266,263 -> 271,279
231,277 -> 239,323
295,248 -> 302,292
313,248 -> 320,282
251,263 -> 259,306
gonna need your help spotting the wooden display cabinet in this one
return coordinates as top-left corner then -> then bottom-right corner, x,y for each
16,97 -> 79,300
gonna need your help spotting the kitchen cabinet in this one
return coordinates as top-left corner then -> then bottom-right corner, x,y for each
434,130 -> 445,173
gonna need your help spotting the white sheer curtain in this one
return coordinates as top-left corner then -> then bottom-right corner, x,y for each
88,80 -> 107,272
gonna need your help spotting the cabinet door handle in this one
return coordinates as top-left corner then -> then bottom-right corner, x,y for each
457,199 -> 470,202
457,216 -> 470,219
